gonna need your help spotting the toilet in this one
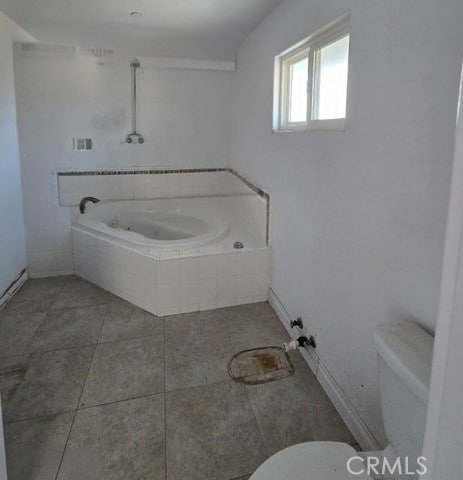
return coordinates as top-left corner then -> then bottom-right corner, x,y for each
250,320 -> 433,480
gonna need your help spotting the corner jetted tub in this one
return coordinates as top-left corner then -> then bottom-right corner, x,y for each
74,200 -> 229,250
72,197 -> 270,316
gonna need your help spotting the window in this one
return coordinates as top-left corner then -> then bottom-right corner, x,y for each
274,16 -> 350,131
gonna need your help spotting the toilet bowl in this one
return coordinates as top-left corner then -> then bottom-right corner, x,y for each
250,320 -> 433,480
251,441 -> 373,479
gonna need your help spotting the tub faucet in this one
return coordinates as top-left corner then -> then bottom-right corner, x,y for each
79,196 -> 100,214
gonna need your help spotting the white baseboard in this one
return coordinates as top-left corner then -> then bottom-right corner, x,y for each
0,269 -> 28,310
317,358 -> 381,451
28,269 -> 73,279
268,288 -> 381,451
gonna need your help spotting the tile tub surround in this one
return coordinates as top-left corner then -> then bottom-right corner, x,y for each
23,167 -> 271,278
73,227 -> 271,316
57,168 -> 269,205
59,167 -> 271,246
1,277 -> 355,480
72,193 -> 271,316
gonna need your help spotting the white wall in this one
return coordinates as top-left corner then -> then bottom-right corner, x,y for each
0,12 -> 27,297
422,58 -> 463,480
13,50 -> 233,276
229,0 -> 463,445
9,0 -> 463,450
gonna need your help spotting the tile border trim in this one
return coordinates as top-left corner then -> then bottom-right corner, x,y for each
57,167 -> 268,197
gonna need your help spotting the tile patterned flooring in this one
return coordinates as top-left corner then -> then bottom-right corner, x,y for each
0,276 -> 355,480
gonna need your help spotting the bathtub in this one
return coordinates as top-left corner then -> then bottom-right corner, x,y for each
72,196 -> 270,316
75,200 -> 229,250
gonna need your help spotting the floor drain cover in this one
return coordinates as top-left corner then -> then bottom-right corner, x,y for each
228,346 -> 294,385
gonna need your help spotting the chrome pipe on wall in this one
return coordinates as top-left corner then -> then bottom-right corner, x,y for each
126,59 -> 144,144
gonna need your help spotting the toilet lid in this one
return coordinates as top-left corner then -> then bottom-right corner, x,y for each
250,442 -> 373,480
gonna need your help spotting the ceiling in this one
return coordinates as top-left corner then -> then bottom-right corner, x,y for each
0,0 -> 281,60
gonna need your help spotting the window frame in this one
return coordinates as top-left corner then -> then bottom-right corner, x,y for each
279,45 -> 310,130
273,15 -> 351,133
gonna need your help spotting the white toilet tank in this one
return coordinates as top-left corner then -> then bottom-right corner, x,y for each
373,321 -> 433,473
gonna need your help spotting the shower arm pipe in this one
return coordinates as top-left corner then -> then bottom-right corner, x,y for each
126,59 -> 144,144
131,60 -> 138,133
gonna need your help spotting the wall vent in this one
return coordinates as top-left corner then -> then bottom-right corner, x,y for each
88,48 -> 113,59
86,47 -> 114,65
73,138 -> 93,152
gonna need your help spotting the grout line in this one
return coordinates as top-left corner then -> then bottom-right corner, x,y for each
47,275 -> 74,312
162,316 -> 168,479
95,311 -> 106,346
20,342 -> 97,357
52,404 -> 82,479
4,409 -> 78,425
48,300 -> 113,312
42,302 -> 112,315
53,314 -> 105,480
223,327 -> 270,459
165,378 -> 232,395
14,278 -> 71,364
3,390 -> 173,425
15,313 -> 53,365
76,391 -> 165,412
5,390 -> 168,427
17,326 -> 163,357
243,387 -> 271,459
96,331 -> 162,346
76,315 -> 107,410
2,306 -> 52,315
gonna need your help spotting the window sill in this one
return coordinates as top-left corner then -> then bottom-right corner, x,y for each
272,118 -> 346,133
